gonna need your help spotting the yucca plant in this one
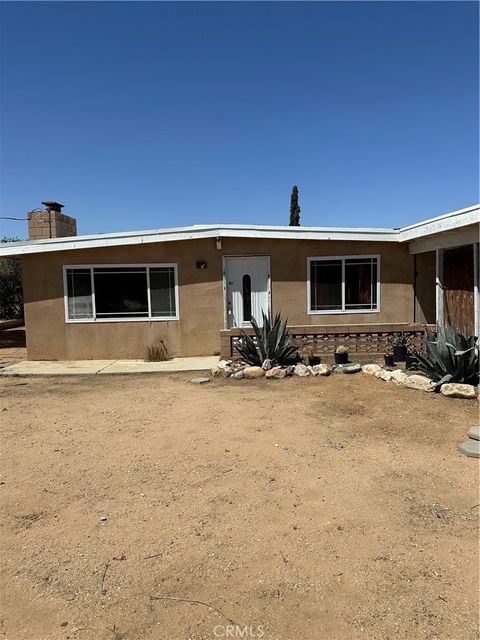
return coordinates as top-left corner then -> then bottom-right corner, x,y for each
413,325 -> 478,390
235,312 -> 298,367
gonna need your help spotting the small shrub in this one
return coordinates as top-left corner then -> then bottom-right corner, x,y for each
235,312 -> 298,367
145,341 -> 169,362
413,325 -> 478,390
389,332 -> 412,348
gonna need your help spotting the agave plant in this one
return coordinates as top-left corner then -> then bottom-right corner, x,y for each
389,331 -> 413,348
235,312 -> 298,367
413,325 -> 478,390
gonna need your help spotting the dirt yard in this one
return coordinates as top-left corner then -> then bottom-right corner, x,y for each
0,372 -> 478,640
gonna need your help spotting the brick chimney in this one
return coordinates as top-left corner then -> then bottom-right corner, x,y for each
28,201 -> 77,240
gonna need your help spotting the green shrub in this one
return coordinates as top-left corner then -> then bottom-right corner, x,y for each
413,325 -> 478,390
0,238 -> 23,319
235,312 -> 298,367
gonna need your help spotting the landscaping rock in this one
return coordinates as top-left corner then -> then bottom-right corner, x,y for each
468,425 -> 479,440
285,365 -> 295,376
265,366 -> 286,379
215,359 -> 234,377
440,383 -> 476,399
390,370 -> 408,385
307,365 -> 318,376
403,374 -> 434,392
340,363 -> 361,374
294,364 -> 310,377
191,377 -> 210,385
244,366 -> 265,379
458,440 -> 480,458
312,364 -> 331,376
362,364 -> 382,376
262,359 -> 273,371
375,369 -> 392,381
233,370 -> 245,380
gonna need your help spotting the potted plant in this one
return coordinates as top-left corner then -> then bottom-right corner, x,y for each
384,349 -> 394,367
405,345 -> 418,370
390,332 -> 411,363
334,345 -> 349,365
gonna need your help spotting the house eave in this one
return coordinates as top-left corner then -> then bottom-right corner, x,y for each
0,224 -> 399,257
1,204 -> 478,258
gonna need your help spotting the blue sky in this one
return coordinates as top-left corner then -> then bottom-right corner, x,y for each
0,1 -> 478,238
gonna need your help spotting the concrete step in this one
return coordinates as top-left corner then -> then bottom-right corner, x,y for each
458,440 -> 480,459
468,426 -> 479,441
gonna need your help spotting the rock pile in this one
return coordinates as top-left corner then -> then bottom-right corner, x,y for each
362,364 -> 477,399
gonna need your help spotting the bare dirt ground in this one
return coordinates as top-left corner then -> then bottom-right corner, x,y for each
0,373 -> 478,640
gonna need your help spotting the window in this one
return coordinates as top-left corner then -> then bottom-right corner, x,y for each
64,264 -> 178,322
308,256 -> 379,313
242,274 -> 252,322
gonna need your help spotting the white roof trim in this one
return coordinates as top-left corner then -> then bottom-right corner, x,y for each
0,223 -> 399,256
1,204 -> 478,257
397,204 -> 479,242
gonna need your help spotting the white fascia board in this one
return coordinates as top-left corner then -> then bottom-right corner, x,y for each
408,225 -> 480,254
2,204 -> 478,258
0,224 -> 398,257
398,205 -> 480,243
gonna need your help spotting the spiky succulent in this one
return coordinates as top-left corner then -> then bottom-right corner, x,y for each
413,325 -> 478,390
235,312 -> 298,367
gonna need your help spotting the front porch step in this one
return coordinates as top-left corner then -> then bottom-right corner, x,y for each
467,426 -> 479,441
458,440 -> 480,459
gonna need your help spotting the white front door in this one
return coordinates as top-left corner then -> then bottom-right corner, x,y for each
224,256 -> 270,328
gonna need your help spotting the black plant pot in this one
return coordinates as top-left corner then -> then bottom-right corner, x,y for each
405,354 -> 418,370
334,352 -> 349,365
384,354 -> 394,367
393,346 -> 407,362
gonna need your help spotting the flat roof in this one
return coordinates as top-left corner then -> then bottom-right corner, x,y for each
1,204 -> 478,257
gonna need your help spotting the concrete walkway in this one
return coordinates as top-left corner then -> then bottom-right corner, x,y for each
0,356 -> 219,377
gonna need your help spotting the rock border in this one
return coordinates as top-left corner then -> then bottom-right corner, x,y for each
210,358 -> 477,400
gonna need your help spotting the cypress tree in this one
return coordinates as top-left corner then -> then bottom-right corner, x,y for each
289,185 -> 300,226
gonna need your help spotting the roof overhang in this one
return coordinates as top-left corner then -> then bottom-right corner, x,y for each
0,204 -> 478,258
0,223 -> 399,257
398,204 -> 479,243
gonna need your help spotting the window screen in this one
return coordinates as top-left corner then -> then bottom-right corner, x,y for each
66,268 -> 93,319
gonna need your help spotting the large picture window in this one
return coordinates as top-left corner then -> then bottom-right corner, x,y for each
308,256 -> 379,313
64,264 -> 178,322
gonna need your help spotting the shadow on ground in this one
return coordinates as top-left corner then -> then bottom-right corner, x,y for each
0,328 -> 26,349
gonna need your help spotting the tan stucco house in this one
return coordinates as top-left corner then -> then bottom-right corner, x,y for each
1,203 -> 478,361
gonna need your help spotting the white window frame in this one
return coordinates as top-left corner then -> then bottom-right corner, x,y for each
63,263 -> 179,323
307,255 -> 381,315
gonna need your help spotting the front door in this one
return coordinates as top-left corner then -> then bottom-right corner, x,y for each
224,256 -> 270,328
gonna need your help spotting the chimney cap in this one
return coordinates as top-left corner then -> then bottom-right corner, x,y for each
41,200 -> 64,212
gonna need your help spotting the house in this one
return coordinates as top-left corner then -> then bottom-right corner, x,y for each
1,202 -> 478,361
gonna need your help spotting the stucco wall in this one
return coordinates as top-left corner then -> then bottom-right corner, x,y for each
22,236 -> 414,359
414,251 -> 436,324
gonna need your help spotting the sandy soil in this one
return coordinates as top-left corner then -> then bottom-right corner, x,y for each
0,373 -> 478,640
